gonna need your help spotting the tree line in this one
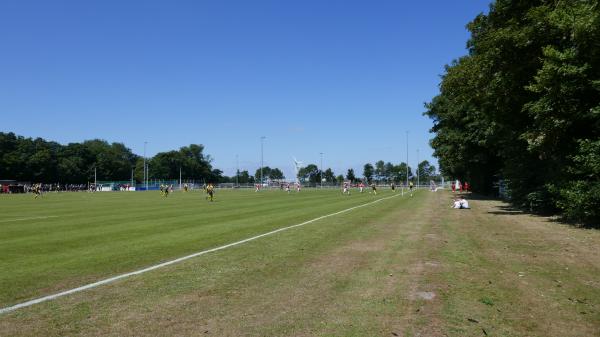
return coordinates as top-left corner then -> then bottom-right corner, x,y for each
1,132 -> 438,188
0,132 -> 219,183
424,0 -> 600,223
294,160 -> 436,185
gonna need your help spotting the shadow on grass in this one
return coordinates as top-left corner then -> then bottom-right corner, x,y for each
456,192 -> 600,229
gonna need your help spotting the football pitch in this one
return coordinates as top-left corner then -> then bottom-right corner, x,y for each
1,189 -> 600,336
0,188 -> 401,307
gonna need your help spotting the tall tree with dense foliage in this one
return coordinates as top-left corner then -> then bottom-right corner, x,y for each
425,0 -> 600,223
346,169 -> 356,183
417,160 -> 436,183
363,163 -> 374,183
374,160 -> 386,182
269,168 -> 285,180
150,144 -> 214,181
297,164 -> 319,183
323,168 -> 336,183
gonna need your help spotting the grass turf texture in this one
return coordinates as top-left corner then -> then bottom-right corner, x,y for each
1,189 -> 599,336
0,188 -> 397,307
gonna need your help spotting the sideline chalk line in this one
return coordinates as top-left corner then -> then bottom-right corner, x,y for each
0,215 -> 59,223
0,193 -> 400,315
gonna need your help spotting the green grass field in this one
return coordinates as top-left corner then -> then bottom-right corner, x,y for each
0,188 -> 400,307
1,188 -> 599,336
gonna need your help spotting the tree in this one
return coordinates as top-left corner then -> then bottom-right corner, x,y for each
254,166 -> 272,181
374,160 -> 385,182
208,169 -> 225,183
0,133 -> 224,185
346,168 -> 356,183
297,164 -> 319,183
269,168 -> 285,180
336,174 -> 345,184
417,160 -> 436,183
363,163 -> 374,183
237,170 -> 251,184
424,0 -> 600,223
389,163 -> 412,184
323,168 -> 336,183
150,144 -> 213,181
384,162 -> 394,182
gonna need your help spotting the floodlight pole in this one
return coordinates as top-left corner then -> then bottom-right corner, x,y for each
94,167 -> 97,189
320,152 -> 324,189
260,136 -> 266,186
236,154 -> 239,187
405,131 -> 409,187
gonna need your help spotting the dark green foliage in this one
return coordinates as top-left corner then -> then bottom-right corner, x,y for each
323,168 -> 336,183
363,163 -> 374,182
297,164 -> 319,183
417,160 -> 436,183
0,132 -> 217,183
346,168 -> 356,182
0,132 -> 137,183
425,0 -> 600,223
252,167 -> 284,181
236,170 -> 254,184
362,161 -> 416,184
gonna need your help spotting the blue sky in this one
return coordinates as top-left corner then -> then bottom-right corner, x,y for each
1,0 -> 491,179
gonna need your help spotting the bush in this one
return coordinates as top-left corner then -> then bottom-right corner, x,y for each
556,181 -> 600,226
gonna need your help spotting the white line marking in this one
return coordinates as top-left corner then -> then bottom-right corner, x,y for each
0,216 -> 59,223
0,194 -> 400,315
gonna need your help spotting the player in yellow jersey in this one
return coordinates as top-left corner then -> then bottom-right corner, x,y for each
32,183 -> 41,199
206,183 -> 215,201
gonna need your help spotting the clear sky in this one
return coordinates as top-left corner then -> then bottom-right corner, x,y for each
1,0 -> 491,179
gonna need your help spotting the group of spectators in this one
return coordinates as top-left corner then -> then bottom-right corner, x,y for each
0,183 -> 91,193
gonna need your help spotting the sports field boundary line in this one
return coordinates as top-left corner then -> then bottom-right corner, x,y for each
0,215 -> 59,223
0,193 -> 401,315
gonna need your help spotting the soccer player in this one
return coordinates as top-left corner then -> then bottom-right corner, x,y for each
371,183 -> 377,195
206,183 -> 215,201
391,182 -> 396,192
296,183 -> 301,192
285,183 -> 290,193
32,183 -> 41,199
342,182 -> 350,195
409,181 -> 414,197
359,182 -> 364,193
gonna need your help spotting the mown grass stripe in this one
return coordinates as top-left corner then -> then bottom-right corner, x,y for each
0,193 -> 400,315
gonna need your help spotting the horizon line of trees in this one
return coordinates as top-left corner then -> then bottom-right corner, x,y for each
294,160 -> 437,185
0,132 -> 223,184
424,0 -> 600,224
1,132 -> 442,188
